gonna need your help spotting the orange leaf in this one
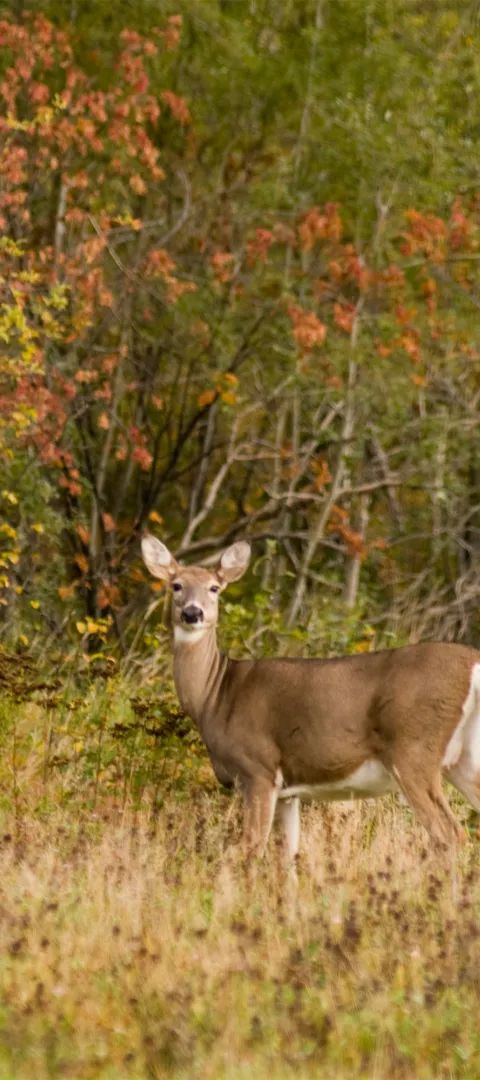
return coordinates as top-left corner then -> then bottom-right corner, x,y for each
312,457 -> 331,489
129,174 -> 147,196
76,524 -> 90,545
198,389 -> 216,407
376,342 -> 392,358
97,583 -> 121,609
102,513 -> 115,532
161,90 -> 191,125
210,251 -> 235,284
74,553 -> 89,573
58,583 -> 77,600
132,446 -> 153,471
333,303 -> 355,334
288,304 -> 327,352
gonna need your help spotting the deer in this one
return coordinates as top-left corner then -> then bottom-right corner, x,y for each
141,534 -> 480,861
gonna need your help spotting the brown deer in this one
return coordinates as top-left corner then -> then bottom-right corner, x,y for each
141,534 -> 480,859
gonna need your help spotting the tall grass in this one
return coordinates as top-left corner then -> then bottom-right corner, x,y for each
0,673 -> 478,1078
0,792 -> 479,1076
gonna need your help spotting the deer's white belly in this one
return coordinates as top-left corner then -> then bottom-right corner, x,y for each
278,759 -> 397,803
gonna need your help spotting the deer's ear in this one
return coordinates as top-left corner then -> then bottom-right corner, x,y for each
141,534 -> 179,581
217,541 -> 251,584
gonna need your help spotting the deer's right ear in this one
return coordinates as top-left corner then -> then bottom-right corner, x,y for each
141,534 -> 179,581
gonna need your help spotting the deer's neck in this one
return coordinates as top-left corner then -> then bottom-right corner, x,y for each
172,625 -> 226,728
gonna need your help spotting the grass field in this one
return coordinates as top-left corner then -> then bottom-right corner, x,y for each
0,672 -> 479,1079
0,792 -> 479,1078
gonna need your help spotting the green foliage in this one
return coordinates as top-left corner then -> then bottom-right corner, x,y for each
0,1 -> 479,658
0,10 -> 478,1073
0,658 -> 217,815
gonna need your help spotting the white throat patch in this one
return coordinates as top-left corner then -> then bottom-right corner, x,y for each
174,625 -> 207,645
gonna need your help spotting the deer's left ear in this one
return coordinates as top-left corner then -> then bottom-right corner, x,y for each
141,534 -> 179,581
217,541 -> 251,584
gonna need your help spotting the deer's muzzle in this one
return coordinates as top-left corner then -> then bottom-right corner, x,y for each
181,604 -> 204,625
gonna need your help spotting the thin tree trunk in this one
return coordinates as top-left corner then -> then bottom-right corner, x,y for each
287,308 -> 362,628
342,492 -> 370,609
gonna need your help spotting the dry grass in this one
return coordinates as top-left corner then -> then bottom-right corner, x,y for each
0,789 -> 478,1080
0,672 -> 478,1077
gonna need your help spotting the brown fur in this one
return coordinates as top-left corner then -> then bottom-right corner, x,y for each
141,535 -> 480,858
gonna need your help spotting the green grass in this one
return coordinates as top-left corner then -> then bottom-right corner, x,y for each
0,674 -> 478,1078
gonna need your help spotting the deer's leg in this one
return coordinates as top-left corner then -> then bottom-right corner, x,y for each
448,766 -> 480,812
242,776 -> 279,857
392,763 -> 463,850
275,797 -> 301,862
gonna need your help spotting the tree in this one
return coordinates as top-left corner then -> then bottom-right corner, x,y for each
1,2 -> 480,658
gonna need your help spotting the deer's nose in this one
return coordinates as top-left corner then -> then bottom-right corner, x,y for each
181,604 -> 204,625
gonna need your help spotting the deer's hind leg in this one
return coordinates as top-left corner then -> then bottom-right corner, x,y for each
448,768 -> 480,812
392,761 -> 464,851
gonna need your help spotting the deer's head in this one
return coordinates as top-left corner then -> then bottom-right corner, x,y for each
141,535 -> 251,638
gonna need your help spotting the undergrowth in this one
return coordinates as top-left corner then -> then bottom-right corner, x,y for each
0,792 -> 478,1079
0,647 -> 478,1079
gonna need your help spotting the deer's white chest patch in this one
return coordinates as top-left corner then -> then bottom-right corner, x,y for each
174,625 -> 207,645
277,759 -> 396,803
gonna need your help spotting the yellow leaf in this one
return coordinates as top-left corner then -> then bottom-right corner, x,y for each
149,510 -> 163,524
0,524 -> 17,538
76,621 -> 86,634
2,490 -> 18,505
18,634 -> 29,646
30,600 -> 40,609
32,523 -> 44,534
221,390 -> 237,406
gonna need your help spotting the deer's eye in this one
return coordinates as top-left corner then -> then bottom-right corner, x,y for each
172,582 -> 182,593
209,584 -> 220,594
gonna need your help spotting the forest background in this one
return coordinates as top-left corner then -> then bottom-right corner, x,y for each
0,4 -> 480,1079
2,0 -> 480,669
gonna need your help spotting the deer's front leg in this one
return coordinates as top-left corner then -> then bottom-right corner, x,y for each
242,775 -> 280,857
275,796 -> 301,863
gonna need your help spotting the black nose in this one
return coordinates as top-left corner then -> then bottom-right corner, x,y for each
181,605 -> 204,625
